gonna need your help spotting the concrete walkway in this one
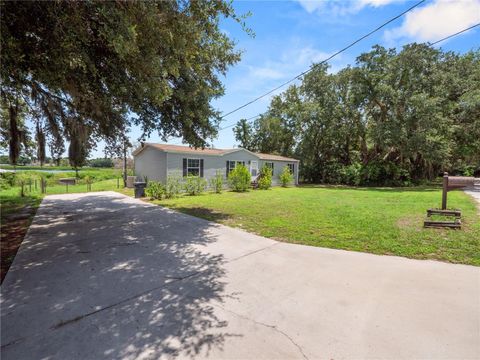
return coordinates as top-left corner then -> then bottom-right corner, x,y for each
1,192 -> 479,359
465,189 -> 480,213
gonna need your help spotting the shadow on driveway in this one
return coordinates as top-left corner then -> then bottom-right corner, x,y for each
1,192 -> 240,358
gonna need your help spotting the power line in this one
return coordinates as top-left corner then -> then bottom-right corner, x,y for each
218,22 -> 480,133
169,114 -> 260,145
428,23 -> 480,46
220,114 -> 260,131
218,0 -> 426,120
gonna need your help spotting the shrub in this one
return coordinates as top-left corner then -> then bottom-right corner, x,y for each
184,176 -> 207,196
258,165 -> 272,190
340,163 -> 362,186
359,160 -> 411,186
145,181 -> 165,200
15,173 -> 34,197
280,166 -> 294,187
88,158 -> 114,168
165,172 -> 183,198
209,170 -> 224,193
228,164 -> 250,192
0,172 -> 16,189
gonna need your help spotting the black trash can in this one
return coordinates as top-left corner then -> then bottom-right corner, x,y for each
134,182 -> 147,198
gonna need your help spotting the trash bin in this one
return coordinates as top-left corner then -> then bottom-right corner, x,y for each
134,182 -> 146,198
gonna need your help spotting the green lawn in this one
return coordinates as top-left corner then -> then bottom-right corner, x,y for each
153,186 -> 480,266
0,178 -> 121,197
0,166 -> 122,181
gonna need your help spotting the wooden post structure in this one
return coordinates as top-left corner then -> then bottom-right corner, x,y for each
442,172 -> 448,210
425,173 -> 477,229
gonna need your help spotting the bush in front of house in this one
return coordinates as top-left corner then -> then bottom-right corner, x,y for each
165,172 -> 182,198
280,166 -> 294,187
258,165 -> 272,190
209,170 -> 224,193
145,181 -> 165,200
184,176 -> 207,196
228,164 -> 250,192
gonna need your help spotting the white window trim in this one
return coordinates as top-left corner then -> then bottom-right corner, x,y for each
186,158 -> 201,176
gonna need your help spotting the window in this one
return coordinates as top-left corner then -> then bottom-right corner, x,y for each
287,163 -> 295,174
187,159 -> 200,176
265,162 -> 274,171
226,160 -> 245,176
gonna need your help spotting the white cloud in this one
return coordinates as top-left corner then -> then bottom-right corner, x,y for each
297,0 -> 401,16
384,0 -> 480,44
250,67 -> 284,80
227,43 -> 345,104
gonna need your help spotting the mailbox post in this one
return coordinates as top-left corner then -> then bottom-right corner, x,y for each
442,172 -> 448,210
425,172 -> 477,229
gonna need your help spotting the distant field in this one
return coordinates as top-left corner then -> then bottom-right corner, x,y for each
0,164 -> 77,171
153,186 -> 480,266
0,166 -> 122,183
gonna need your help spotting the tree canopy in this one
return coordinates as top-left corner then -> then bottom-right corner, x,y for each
236,44 -> 480,185
1,0 -> 249,165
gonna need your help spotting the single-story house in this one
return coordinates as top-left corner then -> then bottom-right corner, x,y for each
133,143 -> 300,186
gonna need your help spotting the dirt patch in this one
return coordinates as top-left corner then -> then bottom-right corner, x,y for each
396,216 -> 422,231
1,205 -> 38,283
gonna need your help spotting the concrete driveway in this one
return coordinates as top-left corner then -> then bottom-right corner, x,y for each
1,191 -> 479,359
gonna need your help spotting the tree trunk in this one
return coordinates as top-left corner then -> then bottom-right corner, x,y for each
123,138 -> 127,188
8,100 -> 20,166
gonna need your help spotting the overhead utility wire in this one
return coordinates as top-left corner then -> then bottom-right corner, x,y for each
220,114 -> 261,131
218,0 -> 426,121
428,23 -> 480,46
218,21 -> 480,133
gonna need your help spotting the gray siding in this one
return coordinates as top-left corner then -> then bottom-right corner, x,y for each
134,147 -> 167,182
166,149 -> 259,181
135,146 -> 300,186
259,160 -> 299,185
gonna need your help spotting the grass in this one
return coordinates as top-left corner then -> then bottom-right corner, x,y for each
1,178 -> 122,197
0,166 -> 122,182
152,186 -> 480,266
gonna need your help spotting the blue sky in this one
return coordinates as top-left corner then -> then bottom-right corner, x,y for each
114,0 -> 480,156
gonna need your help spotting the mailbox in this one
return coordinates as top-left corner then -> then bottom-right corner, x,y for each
442,173 -> 475,210
446,176 -> 475,190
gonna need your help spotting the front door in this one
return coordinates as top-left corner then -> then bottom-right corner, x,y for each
250,161 -> 258,177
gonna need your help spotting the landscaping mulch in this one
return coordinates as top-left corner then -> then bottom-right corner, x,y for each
1,204 -> 38,283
